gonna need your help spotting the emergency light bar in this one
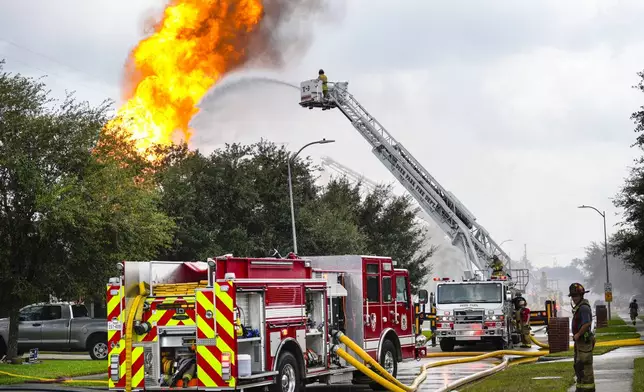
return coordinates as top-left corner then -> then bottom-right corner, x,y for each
433,277 -> 451,281
490,276 -> 507,281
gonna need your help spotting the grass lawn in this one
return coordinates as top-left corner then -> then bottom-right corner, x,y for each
595,332 -> 641,342
422,330 -> 433,339
608,316 -> 628,325
460,361 -> 574,392
0,359 -> 106,385
595,325 -> 637,334
634,357 -> 644,392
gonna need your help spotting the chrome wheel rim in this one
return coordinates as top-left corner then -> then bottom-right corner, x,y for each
383,351 -> 395,374
281,364 -> 296,392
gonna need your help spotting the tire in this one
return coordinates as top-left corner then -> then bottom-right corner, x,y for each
493,337 -> 505,351
439,338 -> 455,352
270,351 -> 302,392
88,336 -> 108,360
369,339 -> 398,391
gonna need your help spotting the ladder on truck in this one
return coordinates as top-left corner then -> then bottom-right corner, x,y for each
300,79 -> 526,288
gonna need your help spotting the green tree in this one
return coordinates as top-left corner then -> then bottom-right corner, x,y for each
0,62 -> 174,359
573,242 -> 644,296
613,70 -> 644,275
156,141 -> 322,259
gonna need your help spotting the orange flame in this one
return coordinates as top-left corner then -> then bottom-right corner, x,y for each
108,0 -> 264,157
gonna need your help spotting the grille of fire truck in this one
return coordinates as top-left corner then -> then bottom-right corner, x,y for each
454,310 -> 484,324
152,281 -> 209,296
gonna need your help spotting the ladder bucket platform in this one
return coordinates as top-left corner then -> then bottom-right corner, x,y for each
299,79 -> 348,110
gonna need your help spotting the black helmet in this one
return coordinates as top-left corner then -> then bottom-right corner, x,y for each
319,69 -> 324,75
568,282 -> 589,297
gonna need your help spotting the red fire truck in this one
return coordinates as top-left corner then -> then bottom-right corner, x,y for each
107,253 -> 428,392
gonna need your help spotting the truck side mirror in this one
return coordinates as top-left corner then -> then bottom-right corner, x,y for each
418,290 -> 429,304
505,291 -> 512,301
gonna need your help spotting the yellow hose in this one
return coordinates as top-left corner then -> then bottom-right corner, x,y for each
426,352 -> 487,358
0,369 -> 108,385
333,326 -> 644,392
336,347 -> 407,392
125,282 -> 149,392
530,334 -> 549,348
336,333 -> 409,391
333,330 -> 551,392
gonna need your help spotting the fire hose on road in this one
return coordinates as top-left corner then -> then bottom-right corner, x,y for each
331,330 -> 644,392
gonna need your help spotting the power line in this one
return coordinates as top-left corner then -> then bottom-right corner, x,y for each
0,37 -> 110,86
0,37 -> 118,99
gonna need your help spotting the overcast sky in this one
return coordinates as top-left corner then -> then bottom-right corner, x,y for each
2,0 -> 644,272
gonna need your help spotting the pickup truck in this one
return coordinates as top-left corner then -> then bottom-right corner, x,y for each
0,302 -> 107,360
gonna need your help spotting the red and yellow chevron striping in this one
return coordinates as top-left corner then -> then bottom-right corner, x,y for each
215,281 -> 237,388
131,346 -> 144,389
136,297 -> 196,342
195,282 -> 237,388
107,284 -> 126,389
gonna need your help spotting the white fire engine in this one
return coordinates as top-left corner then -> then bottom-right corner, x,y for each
432,275 -> 520,351
107,253 -> 428,392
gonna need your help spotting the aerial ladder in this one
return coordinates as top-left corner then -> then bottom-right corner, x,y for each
321,156 -> 439,228
300,79 -> 526,286
321,156 -> 380,191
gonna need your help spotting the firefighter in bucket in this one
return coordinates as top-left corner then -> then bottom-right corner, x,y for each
489,255 -> 505,277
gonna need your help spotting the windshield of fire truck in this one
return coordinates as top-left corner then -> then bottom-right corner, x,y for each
437,283 -> 502,304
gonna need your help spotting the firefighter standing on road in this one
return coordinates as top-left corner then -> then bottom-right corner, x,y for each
630,298 -> 639,325
570,283 -> 595,392
512,293 -> 531,348
318,69 -> 328,99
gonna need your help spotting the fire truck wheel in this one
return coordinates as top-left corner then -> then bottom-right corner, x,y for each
439,338 -> 455,352
88,336 -> 108,361
271,351 -> 302,392
369,339 -> 397,391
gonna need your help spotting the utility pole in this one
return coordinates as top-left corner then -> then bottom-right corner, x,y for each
578,205 -> 611,320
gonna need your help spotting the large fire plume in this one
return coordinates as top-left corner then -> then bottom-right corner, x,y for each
108,0 -> 264,156
108,0 -> 333,158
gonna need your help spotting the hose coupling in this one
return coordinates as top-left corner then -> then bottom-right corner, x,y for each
331,330 -> 345,345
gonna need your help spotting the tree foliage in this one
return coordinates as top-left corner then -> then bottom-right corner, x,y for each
0,62 -> 174,358
613,70 -> 644,274
572,242 -> 644,296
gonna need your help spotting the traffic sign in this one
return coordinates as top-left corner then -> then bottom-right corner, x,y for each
604,283 -> 612,293
605,291 -> 613,302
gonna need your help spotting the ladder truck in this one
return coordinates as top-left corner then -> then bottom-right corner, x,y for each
299,79 -> 555,350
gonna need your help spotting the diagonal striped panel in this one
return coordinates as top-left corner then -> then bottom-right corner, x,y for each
197,345 -> 225,387
131,346 -> 145,389
215,281 -> 237,387
107,284 -> 126,390
196,290 -> 215,339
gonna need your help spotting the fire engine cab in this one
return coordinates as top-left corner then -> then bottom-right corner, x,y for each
107,254 -> 427,392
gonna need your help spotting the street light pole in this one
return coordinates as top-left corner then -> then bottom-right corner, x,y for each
578,204 -> 611,320
288,139 -> 335,254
